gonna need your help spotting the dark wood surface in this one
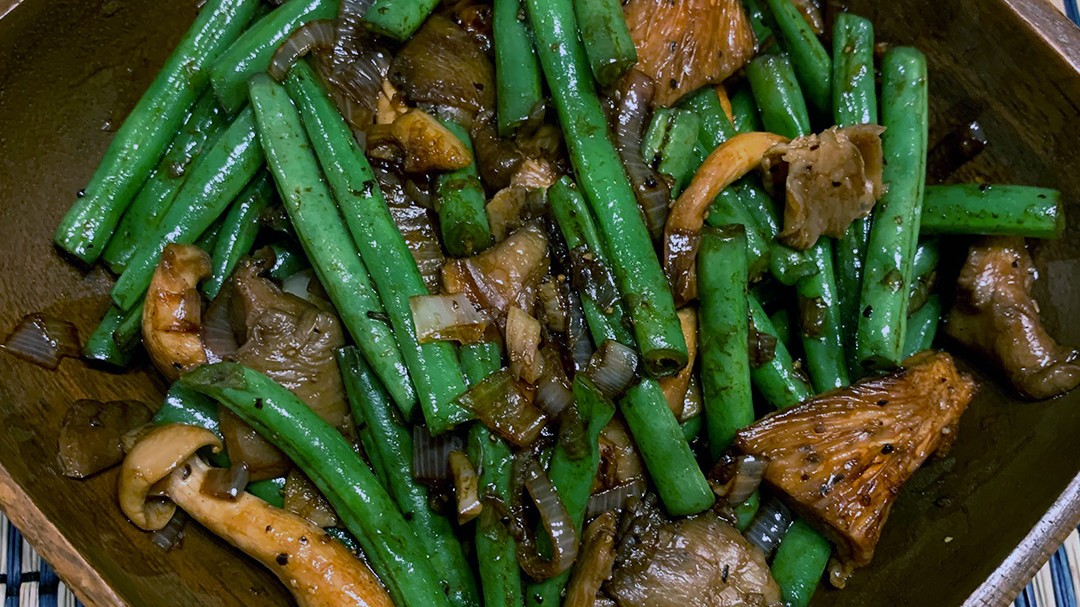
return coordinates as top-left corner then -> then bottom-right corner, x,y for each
0,1 -> 1078,606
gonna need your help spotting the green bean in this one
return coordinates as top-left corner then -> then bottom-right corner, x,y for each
742,0 -> 778,51
266,242 -> 307,280
832,13 -> 878,378
642,107 -> 672,166
366,0 -> 439,41
657,109 -> 702,195
461,342 -> 504,386
747,53 -> 811,139
763,0 -> 832,113
193,216 -> 225,254
102,92 -> 229,273
920,184 -> 1064,239
526,0 -> 688,377
527,376 -> 615,607
681,413 -> 703,443
620,379 -> 714,515
338,347 -> 479,607
681,86 -> 737,150
749,295 -> 813,409
730,181 -> 817,285
574,0 -> 637,86
771,520 -> 832,607
210,0 -> 337,113
248,74 -> 417,415
435,120 -> 493,257
902,295 -> 941,359
734,492 -> 760,531
83,304 -> 142,368
468,424 -> 522,607
153,383 -> 222,440
730,85 -> 764,134
494,0 -> 545,136
204,172 -> 273,300
796,241 -> 850,392
770,307 -> 794,351
548,177 -> 636,347
54,0 -> 258,264
324,527 -> 362,554
180,363 -> 451,607
856,47 -> 929,370
246,477 -> 286,508
111,108 -> 264,311
286,62 -> 468,432
705,193 -> 770,281
908,239 -> 941,314
697,226 -> 754,460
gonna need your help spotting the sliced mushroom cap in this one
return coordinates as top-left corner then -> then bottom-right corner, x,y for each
119,424 -> 221,530
142,244 -> 211,381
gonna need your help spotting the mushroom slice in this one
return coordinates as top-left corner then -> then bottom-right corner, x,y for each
142,243 -> 211,381
734,351 -> 976,569
624,0 -> 756,107
946,236 -> 1080,399
119,424 -> 222,530
764,125 -> 886,251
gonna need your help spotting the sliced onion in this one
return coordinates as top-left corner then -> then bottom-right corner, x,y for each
268,19 -> 335,81
511,456 -> 580,580
535,348 -> 573,418
586,340 -> 640,400
567,245 -> 620,313
709,455 -> 769,504
377,167 -> 446,293
586,478 -> 647,519
486,185 -> 530,243
506,306 -> 544,384
410,293 -> 492,344
449,450 -> 483,525
681,374 -> 703,422
2,313 -> 79,369
566,290 -> 594,374
456,369 -> 547,447
333,0 -> 375,63
563,510 -> 617,607
442,223 -> 550,316
743,497 -> 793,558
199,463 -> 250,501
201,290 -> 238,364
150,510 -> 187,552
748,321 -> 778,368
610,70 -> 671,241
412,425 -> 464,481
537,279 -> 568,334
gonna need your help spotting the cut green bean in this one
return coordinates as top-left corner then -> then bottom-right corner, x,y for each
771,519 -> 832,607
153,383 -> 222,440
920,184 -> 1064,239
620,379 -> 714,515
770,307 -> 794,351
83,304 -> 142,368
747,53 -> 812,139
266,242 -> 307,280
461,341 -> 503,386
102,91 -> 230,273
366,0 -> 438,40
204,172 -> 273,300
642,107 -> 672,166
749,295 -> 813,409
730,85 -> 764,134
574,0 -> 637,86
193,217 -> 225,254
248,74 -> 417,415
831,13 -> 878,378
246,477 -> 286,508
657,109 -> 702,195
902,295 -> 941,359
681,86 -> 737,150
796,241 -> 850,392
54,0 -> 258,264
734,492 -> 760,531
548,177 -> 636,347
698,226 -> 754,460
681,413 -> 703,443
468,424 -> 522,607
527,376 -> 615,607
763,0 -> 832,113
494,0 -> 544,136
436,120 -> 493,257
209,0 -> 337,113
111,107 -> 265,311
705,192 -> 771,280
742,0 -> 778,50
180,363 -> 451,607
338,347 -> 479,607
526,0 -> 688,377
286,62 -> 469,433
856,47 -> 929,370
908,239 -> 941,314
731,181 -> 817,285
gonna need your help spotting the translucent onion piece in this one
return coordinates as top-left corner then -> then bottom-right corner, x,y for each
200,463 -> 250,501
512,456 -> 580,580
506,306 -> 544,384
535,348 -> 573,418
586,340 -> 640,400
537,279 -> 569,334
201,290 -> 238,364
150,510 -> 188,552
268,19 -> 335,81
456,369 -> 547,447
412,425 -> 464,481
743,497 -> 793,558
410,293 -> 492,344
2,313 -> 80,369
568,245 -> 620,312
449,450 -> 483,525
566,290 -> 594,374
442,223 -> 549,316
585,478 -> 647,520
610,70 -> 670,240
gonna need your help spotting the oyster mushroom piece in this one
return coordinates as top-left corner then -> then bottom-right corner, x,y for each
946,236 -> 1080,399
764,125 -> 887,251
142,243 -> 211,381
734,351 -> 976,569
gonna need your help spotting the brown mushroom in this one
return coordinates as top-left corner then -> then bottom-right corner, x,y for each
142,244 -> 211,381
734,351 -> 976,569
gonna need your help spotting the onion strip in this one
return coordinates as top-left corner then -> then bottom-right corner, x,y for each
512,456 -> 580,580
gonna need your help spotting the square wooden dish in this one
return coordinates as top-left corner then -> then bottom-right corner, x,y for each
1,0 -> 1079,605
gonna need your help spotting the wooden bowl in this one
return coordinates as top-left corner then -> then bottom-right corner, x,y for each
0,0 -> 1078,605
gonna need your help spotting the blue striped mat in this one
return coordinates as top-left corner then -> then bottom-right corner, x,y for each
1,506 -> 1078,606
